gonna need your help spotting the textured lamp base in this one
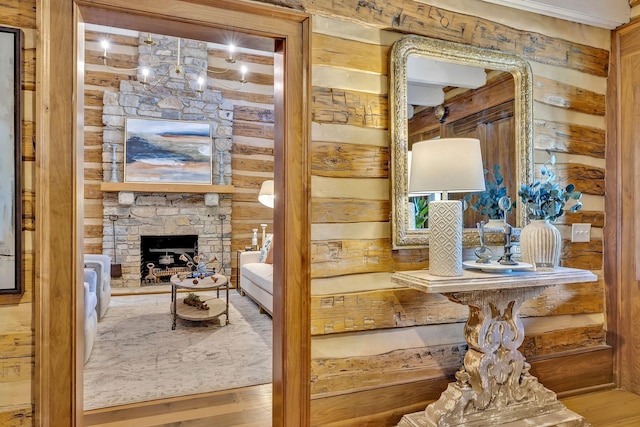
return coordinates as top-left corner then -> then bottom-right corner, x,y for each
429,200 -> 462,276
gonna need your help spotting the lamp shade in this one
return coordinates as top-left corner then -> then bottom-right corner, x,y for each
409,138 -> 486,196
258,180 -> 275,208
408,138 -> 485,277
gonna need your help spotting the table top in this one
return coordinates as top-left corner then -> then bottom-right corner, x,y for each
391,266 -> 597,294
170,273 -> 227,290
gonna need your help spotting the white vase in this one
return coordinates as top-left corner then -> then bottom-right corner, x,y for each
520,219 -> 562,271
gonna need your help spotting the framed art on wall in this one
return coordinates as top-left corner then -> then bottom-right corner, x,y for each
124,117 -> 213,184
0,26 -> 22,294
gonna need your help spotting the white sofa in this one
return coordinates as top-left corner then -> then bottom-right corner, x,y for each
239,250 -> 273,315
83,268 -> 98,364
84,254 -> 112,320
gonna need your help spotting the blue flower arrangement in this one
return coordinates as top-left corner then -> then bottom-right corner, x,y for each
464,164 -> 514,220
517,154 -> 582,221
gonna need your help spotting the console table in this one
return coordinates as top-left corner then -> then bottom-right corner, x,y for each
391,267 -> 597,427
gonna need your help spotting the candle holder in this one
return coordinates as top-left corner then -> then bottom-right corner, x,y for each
251,229 -> 259,251
218,150 -> 225,185
110,143 -> 118,182
260,224 -> 267,249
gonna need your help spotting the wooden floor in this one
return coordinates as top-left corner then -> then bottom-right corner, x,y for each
562,389 -> 640,427
83,384 -> 273,427
84,386 -> 640,426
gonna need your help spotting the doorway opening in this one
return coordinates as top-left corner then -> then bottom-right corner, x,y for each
33,1 -> 312,425
80,19 -> 278,410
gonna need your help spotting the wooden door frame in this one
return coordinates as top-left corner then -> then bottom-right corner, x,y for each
35,1 -> 310,425
606,22 -> 622,389
608,19 -> 640,392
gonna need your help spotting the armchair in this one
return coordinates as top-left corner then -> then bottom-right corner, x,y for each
84,254 -> 112,319
83,268 -> 98,364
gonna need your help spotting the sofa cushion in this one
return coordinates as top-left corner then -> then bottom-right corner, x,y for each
84,280 -> 98,364
84,269 -> 98,293
241,262 -> 273,294
84,282 -> 98,314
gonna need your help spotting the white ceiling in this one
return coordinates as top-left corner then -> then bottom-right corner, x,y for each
407,57 -> 487,107
480,0 -> 631,29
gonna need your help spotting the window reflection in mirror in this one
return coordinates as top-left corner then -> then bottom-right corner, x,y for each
390,35 -> 533,249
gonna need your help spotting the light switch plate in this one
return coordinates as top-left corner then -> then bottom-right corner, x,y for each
571,223 -> 591,242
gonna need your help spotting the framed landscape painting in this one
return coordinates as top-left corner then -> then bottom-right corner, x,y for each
0,27 -> 22,294
124,118 -> 213,184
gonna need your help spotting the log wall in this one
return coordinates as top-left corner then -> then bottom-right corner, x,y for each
0,0 -> 621,425
301,1 -> 610,424
0,0 -> 36,425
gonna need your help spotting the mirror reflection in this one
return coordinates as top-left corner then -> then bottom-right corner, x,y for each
390,35 -> 533,249
408,66 -> 515,229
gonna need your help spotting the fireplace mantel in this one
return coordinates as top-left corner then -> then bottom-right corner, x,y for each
100,182 -> 234,194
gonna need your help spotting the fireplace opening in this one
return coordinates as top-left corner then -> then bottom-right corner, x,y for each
140,235 -> 198,284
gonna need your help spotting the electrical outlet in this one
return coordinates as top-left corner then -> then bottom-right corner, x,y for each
571,223 -> 591,242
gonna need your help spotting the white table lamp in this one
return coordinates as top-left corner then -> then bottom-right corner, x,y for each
258,180 -> 275,208
409,138 -> 485,276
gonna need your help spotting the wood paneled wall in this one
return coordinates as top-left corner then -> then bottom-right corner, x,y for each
0,0 -> 619,425
81,29 -> 275,288
0,0 -> 36,424
302,1 -> 610,423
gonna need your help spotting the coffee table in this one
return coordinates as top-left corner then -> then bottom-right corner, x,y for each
170,273 -> 229,330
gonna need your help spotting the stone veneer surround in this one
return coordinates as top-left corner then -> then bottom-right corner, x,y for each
103,193 -> 232,288
100,33 -> 233,287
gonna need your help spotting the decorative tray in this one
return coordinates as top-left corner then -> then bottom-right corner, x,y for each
462,260 -> 533,273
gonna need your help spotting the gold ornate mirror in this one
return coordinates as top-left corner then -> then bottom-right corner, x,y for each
390,35 -> 533,249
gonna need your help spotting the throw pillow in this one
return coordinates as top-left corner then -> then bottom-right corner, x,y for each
259,233 -> 273,263
265,237 -> 274,264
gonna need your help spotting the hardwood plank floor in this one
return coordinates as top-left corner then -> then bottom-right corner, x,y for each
562,389 -> 640,427
84,386 -> 640,426
83,384 -> 272,427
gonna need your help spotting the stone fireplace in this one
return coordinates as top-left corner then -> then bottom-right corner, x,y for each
103,193 -> 231,288
99,33 -> 234,288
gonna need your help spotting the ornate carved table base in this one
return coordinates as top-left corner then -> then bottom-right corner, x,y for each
392,268 -> 596,427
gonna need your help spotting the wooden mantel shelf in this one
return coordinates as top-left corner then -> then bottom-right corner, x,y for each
100,182 -> 234,194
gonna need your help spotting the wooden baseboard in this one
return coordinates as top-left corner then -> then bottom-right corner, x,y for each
556,383 -> 617,399
528,345 -> 613,394
310,346 -> 613,427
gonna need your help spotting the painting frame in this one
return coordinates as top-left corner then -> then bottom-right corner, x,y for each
0,26 -> 23,295
124,117 -> 213,185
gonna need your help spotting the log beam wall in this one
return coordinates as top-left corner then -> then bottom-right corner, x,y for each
304,1 -> 609,423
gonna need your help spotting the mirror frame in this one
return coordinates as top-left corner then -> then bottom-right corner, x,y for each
390,35 -> 533,249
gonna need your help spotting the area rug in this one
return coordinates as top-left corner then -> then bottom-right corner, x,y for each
83,291 -> 272,410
